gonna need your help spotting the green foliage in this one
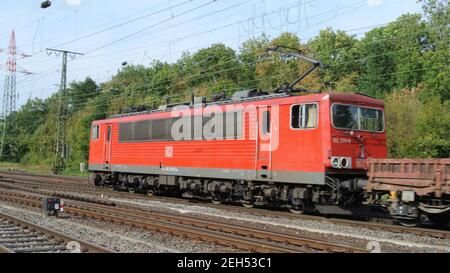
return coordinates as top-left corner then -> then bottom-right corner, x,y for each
357,14 -> 431,97
239,35 -> 270,88
385,87 -> 450,158
309,28 -> 361,87
2,98 -> 49,162
2,2 -> 449,172
67,77 -> 99,112
419,0 -> 450,100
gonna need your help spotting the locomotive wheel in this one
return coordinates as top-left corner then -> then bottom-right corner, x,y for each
94,175 -> 103,186
242,202 -> 255,208
289,208 -> 305,215
211,199 -> 223,205
397,218 -> 419,227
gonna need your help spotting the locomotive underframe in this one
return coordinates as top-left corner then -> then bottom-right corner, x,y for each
91,170 -> 368,214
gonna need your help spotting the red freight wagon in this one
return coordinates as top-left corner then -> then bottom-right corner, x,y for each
366,158 -> 450,226
89,91 -> 387,213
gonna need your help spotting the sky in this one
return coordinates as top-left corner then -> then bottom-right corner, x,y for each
0,0 -> 423,109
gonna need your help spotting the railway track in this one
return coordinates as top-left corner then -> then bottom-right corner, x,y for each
0,170 -> 449,242
0,211 -> 115,253
0,188 -> 366,253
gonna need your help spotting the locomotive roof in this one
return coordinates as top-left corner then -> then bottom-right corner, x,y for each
97,92 -> 384,124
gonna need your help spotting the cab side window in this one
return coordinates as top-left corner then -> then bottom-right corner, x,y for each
291,104 -> 318,129
92,125 -> 100,140
262,111 -> 271,135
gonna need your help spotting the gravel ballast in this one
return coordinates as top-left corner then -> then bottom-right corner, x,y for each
0,202 -> 236,253
2,182 -> 449,253
109,197 -> 450,253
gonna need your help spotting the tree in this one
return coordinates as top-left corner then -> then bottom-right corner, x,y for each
67,77 -> 99,113
255,33 -> 304,91
1,98 -> 48,162
309,28 -> 361,89
385,87 -> 450,158
357,14 -> 427,96
189,44 -> 241,90
238,34 -> 270,88
418,0 -> 450,100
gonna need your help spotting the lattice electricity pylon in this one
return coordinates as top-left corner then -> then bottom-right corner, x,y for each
0,30 -> 33,159
0,30 -> 18,158
46,48 -> 83,174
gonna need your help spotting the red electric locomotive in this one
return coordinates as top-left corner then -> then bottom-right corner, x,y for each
89,47 -> 388,214
89,90 -> 387,214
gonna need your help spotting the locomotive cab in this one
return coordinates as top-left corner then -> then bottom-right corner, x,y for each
313,94 -> 388,212
327,98 -> 387,173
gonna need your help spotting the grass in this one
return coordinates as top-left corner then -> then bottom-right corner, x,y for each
0,162 -> 53,174
0,162 -> 90,177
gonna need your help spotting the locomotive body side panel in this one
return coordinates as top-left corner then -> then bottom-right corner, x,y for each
89,93 -> 386,185
89,95 -> 330,185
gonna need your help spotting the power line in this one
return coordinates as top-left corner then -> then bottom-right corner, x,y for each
11,60 -> 448,125
86,0 -> 220,54
12,0 -> 392,88
11,0 -> 428,98
18,0 -> 168,48
18,35 -> 448,103
46,0 -> 196,52
18,0 -> 427,71
26,54 -> 449,110
57,64 -> 450,119
0,7 -> 39,26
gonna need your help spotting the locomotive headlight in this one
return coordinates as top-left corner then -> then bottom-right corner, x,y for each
340,157 -> 351,169
331,157 -> 352,169
331,157 -> 340,168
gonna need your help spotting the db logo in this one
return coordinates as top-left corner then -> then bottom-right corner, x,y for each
367,241 -> 381,253
67,241 -> 81,253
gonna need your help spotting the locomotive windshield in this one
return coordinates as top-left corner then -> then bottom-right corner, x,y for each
332,104 -> 384,132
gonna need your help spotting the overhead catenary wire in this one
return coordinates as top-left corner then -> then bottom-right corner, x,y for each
10,63 -> 448,127
18,0 -> 171,48
11,0 -> 432,102
19,46 -> 449,108
14,23 -> 446,95
15,0 -> 426,90
22,64 -> 448,124
41,0 -> 197,53
85,0 -> 220,55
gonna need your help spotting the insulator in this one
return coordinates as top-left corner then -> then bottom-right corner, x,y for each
41,1 -> 52,9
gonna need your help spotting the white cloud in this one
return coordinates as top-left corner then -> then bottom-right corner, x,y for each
66,0 -> 81,6
367,0 -> 381,6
